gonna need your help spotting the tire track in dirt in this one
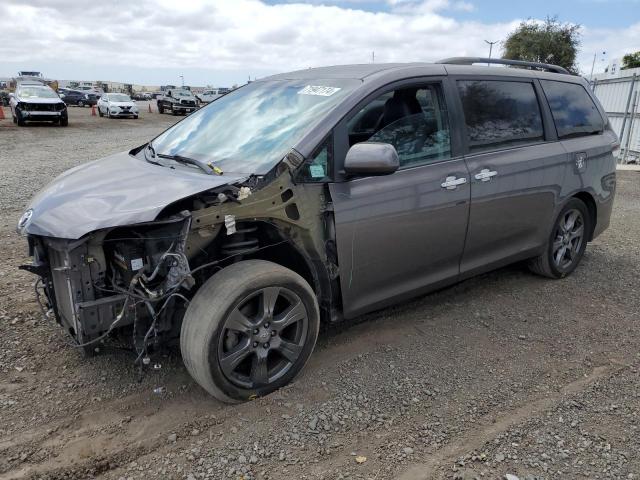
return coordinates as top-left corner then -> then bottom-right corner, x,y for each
396,360 -> 627,480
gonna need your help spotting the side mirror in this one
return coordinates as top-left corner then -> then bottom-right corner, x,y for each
344,142 -> 399,176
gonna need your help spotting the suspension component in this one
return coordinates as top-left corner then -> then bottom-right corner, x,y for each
221,224 -> 259,257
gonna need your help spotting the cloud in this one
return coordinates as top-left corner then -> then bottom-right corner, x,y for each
0,0 -> 637,84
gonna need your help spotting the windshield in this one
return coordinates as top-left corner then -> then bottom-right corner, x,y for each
19,86 -> 58,99
151,78 -> 359,174
174,91 -> 193,97
109,94 -> 131,102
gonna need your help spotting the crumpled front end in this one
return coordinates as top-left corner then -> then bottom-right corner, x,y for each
19,152 -> 339,358
23,212 -> 194,351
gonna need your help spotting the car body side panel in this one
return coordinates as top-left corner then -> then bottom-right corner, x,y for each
556,134 -> 617,239
329,158 -> 470,319
460,142 -> 568,276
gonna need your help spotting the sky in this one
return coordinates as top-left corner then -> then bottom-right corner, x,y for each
1,0 -> 639,87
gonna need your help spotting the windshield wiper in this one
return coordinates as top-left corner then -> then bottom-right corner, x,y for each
157,153 -> 217,175
143,142 -> 163,166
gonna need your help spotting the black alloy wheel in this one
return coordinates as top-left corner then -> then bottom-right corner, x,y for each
217,286 -> 309,390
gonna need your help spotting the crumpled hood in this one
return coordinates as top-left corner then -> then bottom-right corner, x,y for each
23,150 -> 245,239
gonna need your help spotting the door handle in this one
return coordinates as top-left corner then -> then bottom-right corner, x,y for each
474,168 -> 498,182
441,176 -> 467,190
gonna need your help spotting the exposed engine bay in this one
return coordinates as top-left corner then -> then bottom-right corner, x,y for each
23,165 -> 339,364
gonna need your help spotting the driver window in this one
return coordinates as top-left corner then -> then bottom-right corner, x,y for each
347,84 -> 451,168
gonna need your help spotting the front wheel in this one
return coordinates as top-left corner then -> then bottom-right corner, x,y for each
180,260 -> 320,403
529,198 -> 590,279
16,110 -> 25,126
78,100 -> 84,107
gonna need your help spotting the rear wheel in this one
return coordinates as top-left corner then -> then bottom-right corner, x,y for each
98,107 -> 104,117
529,198 -> 590,279
180,260 -> 320,403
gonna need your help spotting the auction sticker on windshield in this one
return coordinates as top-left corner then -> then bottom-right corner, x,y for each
298,85 -> 341,96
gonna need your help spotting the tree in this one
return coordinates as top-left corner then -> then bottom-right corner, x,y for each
503,17 -> 581,74
622,51 -> 640,70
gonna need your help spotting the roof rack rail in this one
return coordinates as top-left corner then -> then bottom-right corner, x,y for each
436,57 -> 570,75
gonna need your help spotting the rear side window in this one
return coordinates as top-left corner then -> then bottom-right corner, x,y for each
458,80 -> 544,152
540,80 -> 604,139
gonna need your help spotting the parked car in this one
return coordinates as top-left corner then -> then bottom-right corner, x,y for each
156,88 -> 198,115
73,86 -> 103,97
60,90 -> 97,107
18,59 -> 617,403
97,93 -> 139,119
9,82 -> 68,126
195,89 -> 228,104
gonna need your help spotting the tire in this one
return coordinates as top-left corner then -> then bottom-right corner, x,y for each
529,198 -> 591,279
59,117 -> 68,127
171,106 -> 178,116
78,100 -> 84,107
98,107 -> 103,117
16,110 -> 25,126
180,260 -> 320,403
12,113 -> 17,124
158,103 -> 163,114
133,115 -> 138,119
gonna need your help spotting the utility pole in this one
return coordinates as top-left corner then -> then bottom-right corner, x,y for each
372,51 -> 375,63
589,51 -> 606,81
179,75 -> 184,87
484,40 -> 498,66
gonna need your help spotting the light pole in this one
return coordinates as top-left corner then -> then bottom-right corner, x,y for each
179,75 -> 184,88
485,40 -> 498,66
589,51 -> 606,80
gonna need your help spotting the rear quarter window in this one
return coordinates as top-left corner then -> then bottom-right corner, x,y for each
458,80 -> 544,152
540,80 -> 604,139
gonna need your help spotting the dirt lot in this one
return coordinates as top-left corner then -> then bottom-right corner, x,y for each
1,104 -> 639,480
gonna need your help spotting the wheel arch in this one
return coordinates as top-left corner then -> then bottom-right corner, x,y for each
188,219 -> 336,324
571,191 -> 597,241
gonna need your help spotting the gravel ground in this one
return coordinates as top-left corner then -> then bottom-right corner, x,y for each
1,105 -> 639,480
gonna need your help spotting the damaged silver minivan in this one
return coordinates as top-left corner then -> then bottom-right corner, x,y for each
19,58 -> 617,403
